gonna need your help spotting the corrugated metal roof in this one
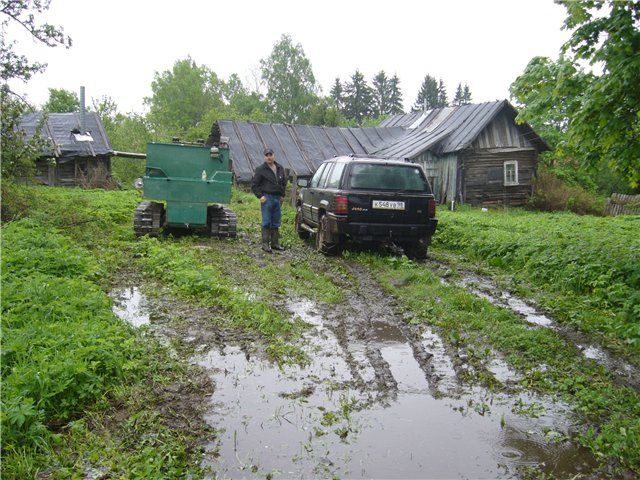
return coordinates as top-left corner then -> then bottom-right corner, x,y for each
375,100 -> 549,157
216,121 -> 405,182
20,112 -> 113,158
213,101 -> 548,181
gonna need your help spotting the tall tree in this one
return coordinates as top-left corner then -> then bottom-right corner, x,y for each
412,75 -> 438,111
437,79 -> 448,108
511,56 -> 592,149
145,57 -> 223,135
222,73 -> 246,103
462,84 -> 472,105
343,69 -> 373,125
453,83 -> 464,106
43,87 -> 78,112
1,0 -> 72,181
387,74 -> 404,114
372,70 -> 390,117
512,0 -> 640,188
308,97 -> 346,127
330,77 -> 343,110
260,34 -> 319,123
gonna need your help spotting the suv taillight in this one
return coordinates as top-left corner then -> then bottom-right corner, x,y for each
335,195 -> 348,215
427,198 -> 437,218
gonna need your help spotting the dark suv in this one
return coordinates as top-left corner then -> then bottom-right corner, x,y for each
295,156 -> 438,258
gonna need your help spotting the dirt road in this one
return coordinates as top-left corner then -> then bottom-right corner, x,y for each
111,235 -> 628,478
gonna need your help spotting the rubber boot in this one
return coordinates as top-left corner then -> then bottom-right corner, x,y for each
270,228 -> 285,251
261,228 -> 272,253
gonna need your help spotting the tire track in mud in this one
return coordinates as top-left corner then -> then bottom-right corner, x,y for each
318,260 -> 450,400
111,258 -> 601,479
424,257 -> 640,391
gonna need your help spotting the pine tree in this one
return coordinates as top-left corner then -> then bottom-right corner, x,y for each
437,79 -> 448,108
343,70 -> 373,125
330,77 -> 343,110
372,70 -> 390,117
462,84 -> 472,105
388,74 -> 404,114
412,75 -> 439,111
453,83 -> 464,106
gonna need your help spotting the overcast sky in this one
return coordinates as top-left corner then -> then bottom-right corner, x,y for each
7,0 -> 570,114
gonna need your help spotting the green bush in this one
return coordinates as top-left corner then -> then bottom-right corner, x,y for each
530,171 -> 605,215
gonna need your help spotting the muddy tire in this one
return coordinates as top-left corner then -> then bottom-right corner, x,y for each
402,241 -> 428,260
208,205 -> 237,238
295,205 -> 310,240
134,201 -> 165,237
316,215 -> 341,255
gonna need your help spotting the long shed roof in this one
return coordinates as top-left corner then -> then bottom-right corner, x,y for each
212,100 -> 548,181
20,112 -> 113,159
214,121 -> 405,182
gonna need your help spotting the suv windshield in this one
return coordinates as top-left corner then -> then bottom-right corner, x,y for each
348,164 -> 430,192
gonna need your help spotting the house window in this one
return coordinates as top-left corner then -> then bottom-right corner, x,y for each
504,161 -> 518,186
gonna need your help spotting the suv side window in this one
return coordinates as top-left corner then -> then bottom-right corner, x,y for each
325,162 -> 346,188
310,163 -> 328,188
316,162 -> 333,188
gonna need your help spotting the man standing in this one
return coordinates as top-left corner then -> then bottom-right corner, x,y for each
251,147 -> 287,252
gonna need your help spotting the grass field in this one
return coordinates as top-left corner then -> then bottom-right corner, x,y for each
2,186 -> 639,477
433,206 -> 640,359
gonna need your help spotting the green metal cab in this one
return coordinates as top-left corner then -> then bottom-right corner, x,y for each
134,140 -> 237,237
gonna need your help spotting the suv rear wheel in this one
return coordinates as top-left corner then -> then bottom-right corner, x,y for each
316,215 -> 341,255
295,205 -> 310,239
402,240 -> 428,260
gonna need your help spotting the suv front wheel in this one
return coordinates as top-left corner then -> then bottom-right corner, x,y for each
316,215 -> 341,255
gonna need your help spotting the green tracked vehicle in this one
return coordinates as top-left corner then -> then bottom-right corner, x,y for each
133,138 -> 237,238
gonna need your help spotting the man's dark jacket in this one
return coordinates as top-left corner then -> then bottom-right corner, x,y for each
251,162 -> 287,198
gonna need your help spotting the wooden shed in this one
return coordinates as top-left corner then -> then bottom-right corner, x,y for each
20,112 -> 114,187
378,101 -> 550,206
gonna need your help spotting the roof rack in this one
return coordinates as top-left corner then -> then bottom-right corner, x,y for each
346,153 -> 412,161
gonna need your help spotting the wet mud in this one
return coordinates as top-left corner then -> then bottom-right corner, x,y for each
430,263 -> 640,391
111,258 -> 599,479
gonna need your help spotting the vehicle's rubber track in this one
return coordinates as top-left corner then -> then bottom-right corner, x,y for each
134,201 -> 165,237
208,205 -> 237,238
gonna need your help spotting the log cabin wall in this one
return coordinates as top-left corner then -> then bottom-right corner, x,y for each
35,156 -> 112,186
459,148 -> 537,206
458,110 -> 539,206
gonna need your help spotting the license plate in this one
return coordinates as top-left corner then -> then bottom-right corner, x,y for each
372,200 -> 405,210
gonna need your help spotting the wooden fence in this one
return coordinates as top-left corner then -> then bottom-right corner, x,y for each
604,193 -> 640,216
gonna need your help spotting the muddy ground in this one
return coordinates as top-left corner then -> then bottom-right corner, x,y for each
110,232 -> 637,479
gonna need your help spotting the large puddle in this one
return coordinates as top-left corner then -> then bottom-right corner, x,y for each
192,299 -> 597,479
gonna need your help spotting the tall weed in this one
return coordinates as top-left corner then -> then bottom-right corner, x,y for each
1,220 -> 144,451
434,208 -> 640,353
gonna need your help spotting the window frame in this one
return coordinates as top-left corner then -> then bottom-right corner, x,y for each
310,162 -> 329,188
347,163 -> 430,192
325,162 -> 347,189
503,161 -> 519,186
316,162 -> 333,188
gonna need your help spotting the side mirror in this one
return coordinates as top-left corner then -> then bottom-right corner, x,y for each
297,178 -> 309,187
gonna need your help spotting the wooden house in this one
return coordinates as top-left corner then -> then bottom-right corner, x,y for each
20,112 -> 114,187
378,100 -> 549,206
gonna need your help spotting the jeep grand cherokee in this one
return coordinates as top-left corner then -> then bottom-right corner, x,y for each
295,156 -> 438,258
